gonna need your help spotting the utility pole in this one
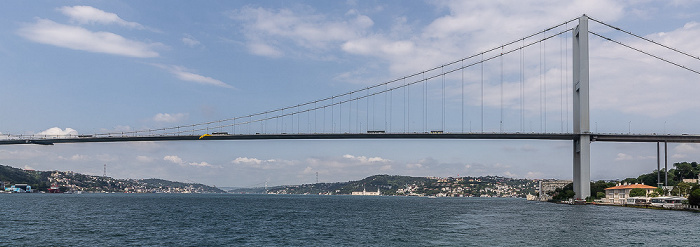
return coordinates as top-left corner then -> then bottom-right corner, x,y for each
103,164 -> 107,177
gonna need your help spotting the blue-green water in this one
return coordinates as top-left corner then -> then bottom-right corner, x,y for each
0,194 -> 697,246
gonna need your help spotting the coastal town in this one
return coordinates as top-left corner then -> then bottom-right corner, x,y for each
3,161 -> 700,211
0,164 -> 225,194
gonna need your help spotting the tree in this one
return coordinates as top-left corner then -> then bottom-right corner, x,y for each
590,180 -> 615,199
671,182 -> 693,197
637,171 -> 659,186
629,188 -> 647,197
649,187 -> 664,197
674,162 -> 695,181
621,178 -> 638,184
550,183 -> 574,202
688,188 -> 700,206
596,192 -> 605,199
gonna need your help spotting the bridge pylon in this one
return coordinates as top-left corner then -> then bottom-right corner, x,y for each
572,15 -> 591,200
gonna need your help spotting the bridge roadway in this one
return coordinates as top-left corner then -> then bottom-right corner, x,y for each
2,133 -> 700,145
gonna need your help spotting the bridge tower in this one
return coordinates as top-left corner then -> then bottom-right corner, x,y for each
572,15 -> 591,200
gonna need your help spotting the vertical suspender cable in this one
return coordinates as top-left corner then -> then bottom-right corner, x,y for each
423,72 -> 427,132
384,84 -> 389,131
366,89 -> 369,132
372,91 -> 376,130
500,46 -> 504,132
461,59 -> 465,133
314,102 -> 317,133
403,78 -> 407,133
323,102 -> 326,133
564,22 -> 571,133
442,65 -> 445,131
297,105 -> 300,134
481,53 -> 484,133
292,106 -> 295,133
560,32 -> 564,133
543,29 -> 547,133
281,109 -> 284,133
385,83 -> 388,131
356,92 -> 360,132
521,39 -> 525,132
539,33 -> 543,132
407,77 -> 410,132
306,105 -> 313,134
389,85 -> 393,133
349,93 -> 353,133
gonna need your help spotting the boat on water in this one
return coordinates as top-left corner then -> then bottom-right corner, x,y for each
650,197 -> 687,209
48,184 -> 61,193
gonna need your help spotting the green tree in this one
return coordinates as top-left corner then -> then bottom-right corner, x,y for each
629,188 -> 647,197
671,182 -> 693,197
589,180 -> 615,199
649,187 -> 664,197
621,177 -> 638,184
688,188 -> 700,206
674,162 -> 695,181
550,183 -> 574,201
637,171 -> 659,187
596,192 -> 605,199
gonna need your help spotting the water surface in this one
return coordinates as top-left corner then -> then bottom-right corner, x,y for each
0,194 -> 697,246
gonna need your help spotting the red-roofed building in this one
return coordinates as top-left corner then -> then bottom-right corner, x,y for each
603,183 -> 657,204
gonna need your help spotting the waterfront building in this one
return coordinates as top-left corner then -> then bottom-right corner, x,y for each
603,183 -> 656,205
537,180 -> 572,201
4,184 -> 32,193
351,188 -> 381,196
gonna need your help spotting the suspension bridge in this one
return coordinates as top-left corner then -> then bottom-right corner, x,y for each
3,15 -> 700,200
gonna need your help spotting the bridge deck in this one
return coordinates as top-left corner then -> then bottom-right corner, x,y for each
2,133 -> 700,145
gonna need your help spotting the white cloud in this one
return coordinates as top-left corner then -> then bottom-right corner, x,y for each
182,34 -> 201,47
69,154 -> 88,161
164,155 -> 184,164
37,127 -> 78,136
189,162 -> 213,167
153,113 -> 188,123
164,155 -> 216,168
58,5 -> 145,29
18,18 -> 160,58
152,64 -> 234,88
0,149 -> 46,160
503,171 -> 518,178
232,157 -> 289,169
342,154 -> 391,163
229,6 -> 374,57
233,157 -> 266,165
56,153 -> 116,162
615,153 -> 633,161
614,153 -> 654,161
525,171 -> 544,179
675,143 -> 700,154
136,155 -> 154,162
248,42 -> 283,57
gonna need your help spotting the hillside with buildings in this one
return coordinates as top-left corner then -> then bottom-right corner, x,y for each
260,175 -> 540,197
0,164 -> 225,193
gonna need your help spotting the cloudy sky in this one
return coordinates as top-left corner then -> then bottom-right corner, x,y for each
2,1 -> 700,187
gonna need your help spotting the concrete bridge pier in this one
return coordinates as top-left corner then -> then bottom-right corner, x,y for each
573,15 -> 591,200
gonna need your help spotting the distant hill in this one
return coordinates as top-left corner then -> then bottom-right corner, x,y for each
0,164 -> 225,193
263,174 -> 537,197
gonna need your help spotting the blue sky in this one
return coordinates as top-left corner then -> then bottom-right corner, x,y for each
2,1 -> 700,187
